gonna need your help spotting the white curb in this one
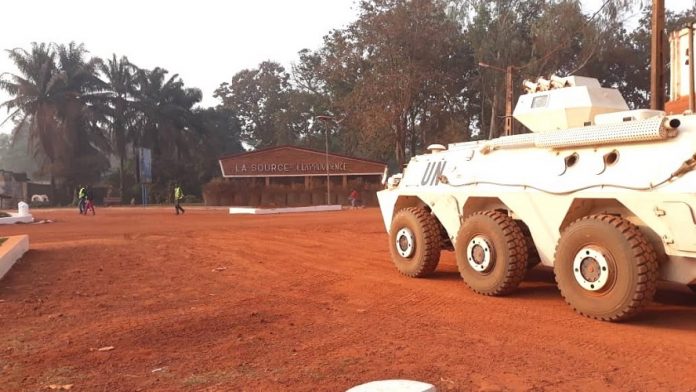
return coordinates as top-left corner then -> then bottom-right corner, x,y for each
0,213 -> 34,225
0,235 -> 29,280
347,380 -> 437,392
229,205 -> 343,215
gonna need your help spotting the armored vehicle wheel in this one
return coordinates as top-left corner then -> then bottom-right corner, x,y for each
455,211 -> 528,296
516,220 -> 541,269
389,207 -> 441,277
525,236 -> 542,269
554,215 -> 658,322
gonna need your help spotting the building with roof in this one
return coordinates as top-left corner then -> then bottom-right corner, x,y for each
206,146 -> 387,207
0,170 -> 29,209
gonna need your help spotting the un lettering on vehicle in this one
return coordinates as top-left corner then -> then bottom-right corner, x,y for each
420,161 -> 447,186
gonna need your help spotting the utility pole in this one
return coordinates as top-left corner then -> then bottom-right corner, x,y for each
689,25 -> 695,113
315,115 -> 344,205
504,66 -> 513,136
324,124 -> 330,205
479,62 -> 515,137
650,0 -> 665,110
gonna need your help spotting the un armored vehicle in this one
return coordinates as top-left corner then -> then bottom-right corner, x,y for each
377,75 -> 696,321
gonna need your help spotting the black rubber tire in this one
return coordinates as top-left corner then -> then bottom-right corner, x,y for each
525,235 -> 542,269
455,211 -> 528,296
389,207 -> 441,278
554,215 -> 658,322
516,220 -> 541,269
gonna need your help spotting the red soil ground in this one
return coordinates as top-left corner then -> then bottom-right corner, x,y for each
1,207 -> 695,391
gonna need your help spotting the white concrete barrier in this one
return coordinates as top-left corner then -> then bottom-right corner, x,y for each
229,205 -> 343,215
347,380 -> 437,392
0,235 -> 29,280
17,201 -> 29,216
0,213 -> 34,225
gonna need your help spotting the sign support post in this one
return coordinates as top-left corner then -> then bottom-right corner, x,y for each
138,148 -> 152,206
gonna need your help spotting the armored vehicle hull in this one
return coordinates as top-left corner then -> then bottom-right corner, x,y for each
378,93 -> 696,321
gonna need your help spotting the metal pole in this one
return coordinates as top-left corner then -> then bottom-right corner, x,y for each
505,65 -> 513,136
688,25 -> 695,113
479,62 -> 515,137
651,0 -> 665,110
325,126 -> 330,205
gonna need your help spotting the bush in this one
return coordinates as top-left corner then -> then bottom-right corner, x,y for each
183,195 -> 200,203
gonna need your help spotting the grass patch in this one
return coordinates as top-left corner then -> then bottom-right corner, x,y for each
183,374 -> 210,387
0,211 -> 10,218
0,237 -> 6,246
40,365 -> 84,386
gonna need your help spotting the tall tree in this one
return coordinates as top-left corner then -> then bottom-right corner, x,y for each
100,54 -> 138,202
53,42 -> 110,199
132,67 -> 202,200
0,43 -> 61,194
0,128 -> 41,176
0,42 -> 109,202
192,107 -> 244,181
319,0 -> 474,165
214,61 -> 295,148
455,0 -> 616,136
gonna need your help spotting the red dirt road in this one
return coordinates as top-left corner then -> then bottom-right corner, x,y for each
1,207 -> 695,391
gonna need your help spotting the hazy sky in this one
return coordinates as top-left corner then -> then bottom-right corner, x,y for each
0,0 -> 693,134
0,0 -> 357,133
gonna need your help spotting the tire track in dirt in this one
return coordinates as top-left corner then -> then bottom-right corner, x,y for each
1,208 -> 694,391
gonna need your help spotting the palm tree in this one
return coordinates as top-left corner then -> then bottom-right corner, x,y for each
0,42 -> 110,203
132,67 -> 201,196
100,54 -> 138,202
52,42 -> 110,201
0,43 -> 63,197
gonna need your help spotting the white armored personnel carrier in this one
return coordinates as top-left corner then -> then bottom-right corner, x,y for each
377,75 -> 696,321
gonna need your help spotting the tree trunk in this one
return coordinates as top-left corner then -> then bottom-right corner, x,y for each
488,93 -> 498,140
133,144 -> 140,184
395,124 -> 405,168
395,140 -> 404,168
395,114 -> 408,167
410,124 -> 417,161
49,171 -> 56,207
119,154 -> 126,203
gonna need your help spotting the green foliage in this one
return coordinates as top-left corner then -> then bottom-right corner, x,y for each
216,0 -> 475,167
0,42 -> 110,203
214,61 -> 295,148
99,54 -> 138,202
328,0 -> 476,165
1,43 -> 240,204
192,107 -> 244,182
0,130 -> 40,176
214,0 -> 693,165
2,1 -> 695,198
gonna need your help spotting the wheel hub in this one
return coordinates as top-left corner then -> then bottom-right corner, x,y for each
466,236 -> 494,272
395,228 -> 415,258
573,247 -> 610,291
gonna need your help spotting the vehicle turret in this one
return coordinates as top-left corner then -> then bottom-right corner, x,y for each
377,70 -> 696,322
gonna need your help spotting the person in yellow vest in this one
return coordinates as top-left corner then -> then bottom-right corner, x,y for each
77,185 -> 86,214
174,183 -> 185,215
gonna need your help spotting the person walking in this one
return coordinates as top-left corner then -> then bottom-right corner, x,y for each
174,183 -> 185,215
348,188 -> 362,209
84,186 -> 96,215
77,184 -> 86,214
